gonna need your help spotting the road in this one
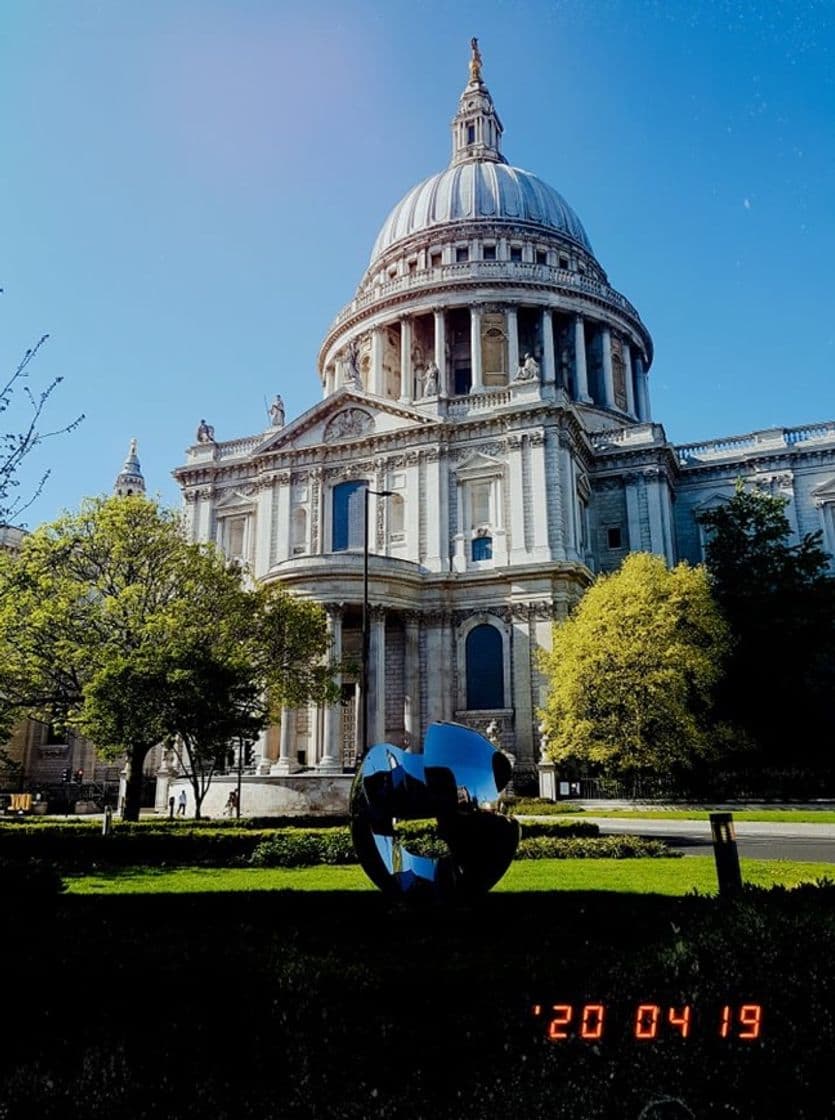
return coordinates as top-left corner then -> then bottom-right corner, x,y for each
579,816 -> 835,862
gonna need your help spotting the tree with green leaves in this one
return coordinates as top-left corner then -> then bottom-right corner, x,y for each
538,552 -> 730,792
0,495 -> 337,819
699,480 -> 835,777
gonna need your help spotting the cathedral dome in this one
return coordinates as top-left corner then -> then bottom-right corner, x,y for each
370,161 -> 593,265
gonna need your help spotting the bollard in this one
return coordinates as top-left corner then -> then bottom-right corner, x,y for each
709,812 -> 743,899
102,805 -> 113,837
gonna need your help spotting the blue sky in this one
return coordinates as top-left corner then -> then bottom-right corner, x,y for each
2,0 -> 833,525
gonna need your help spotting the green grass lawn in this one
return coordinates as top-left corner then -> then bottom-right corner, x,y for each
541,808 -> 835,824
63,857 -> 834,896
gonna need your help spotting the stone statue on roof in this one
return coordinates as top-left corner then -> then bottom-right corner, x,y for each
196,419 -> 215,444
514,353 -> 540,382
422,361 -> 439,397
268,394 -> 285,428
469,37 -> 483,82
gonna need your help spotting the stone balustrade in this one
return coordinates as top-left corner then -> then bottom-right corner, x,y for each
327,260 -> 645,333
677,422 -> 835,465
590,423 -> 664,450
445,388 -> 513,417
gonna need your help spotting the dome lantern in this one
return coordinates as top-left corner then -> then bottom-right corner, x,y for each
451,38 -> 505,167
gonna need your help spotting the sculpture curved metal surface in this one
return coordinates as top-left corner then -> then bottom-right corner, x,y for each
350,721 -> 521,900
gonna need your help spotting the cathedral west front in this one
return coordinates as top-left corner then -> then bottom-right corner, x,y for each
170,43 -> 835,814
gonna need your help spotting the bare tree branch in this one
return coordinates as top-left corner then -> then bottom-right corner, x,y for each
0,332 -> 85,525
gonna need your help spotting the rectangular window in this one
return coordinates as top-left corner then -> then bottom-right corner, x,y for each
559,255 -> 569,269
470,481 -> 491,527
510,246 -> 522,262
226,517 -> 245,559
471,536 -> 493,561
607,526 -> 623,549
430,252 -> 442,268
483,245 -> 496,260
535,250 -> 547,265
456,247 -> 469,263
467,124 -> 475,144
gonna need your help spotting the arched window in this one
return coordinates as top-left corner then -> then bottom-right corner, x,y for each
332,481 -> 366,551
466,624 -> 504,710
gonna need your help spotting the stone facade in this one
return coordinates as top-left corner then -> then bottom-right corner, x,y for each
171,46 -> 834,809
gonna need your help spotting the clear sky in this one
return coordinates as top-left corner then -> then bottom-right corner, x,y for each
3,0 -> 833,526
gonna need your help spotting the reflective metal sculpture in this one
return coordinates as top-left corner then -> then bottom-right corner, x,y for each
350,721 -> 520,900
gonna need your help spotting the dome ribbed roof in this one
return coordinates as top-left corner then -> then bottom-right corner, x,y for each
369,160 -> 593,265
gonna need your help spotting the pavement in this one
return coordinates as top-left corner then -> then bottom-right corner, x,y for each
538,809 -> 835,862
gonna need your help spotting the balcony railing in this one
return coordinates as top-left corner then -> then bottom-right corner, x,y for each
326,260 -> 645,335
677,422 -> 835,465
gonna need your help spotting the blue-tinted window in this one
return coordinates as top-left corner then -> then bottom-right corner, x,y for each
466,624 -> 504,710
332,481 -> 366,551
471,536 -> 492,561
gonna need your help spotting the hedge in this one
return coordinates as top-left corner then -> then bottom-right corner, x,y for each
248,827 -> 675,867
0,819 -> 671,870
0,826 -> 276,868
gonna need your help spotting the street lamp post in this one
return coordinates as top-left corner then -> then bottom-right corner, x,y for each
360,486 -> 392,765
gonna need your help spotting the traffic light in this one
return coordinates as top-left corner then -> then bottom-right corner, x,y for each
61,768 -> 71,784
74,769 -> 84,784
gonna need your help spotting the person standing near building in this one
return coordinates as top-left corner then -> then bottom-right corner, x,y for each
177,789 -> 187,817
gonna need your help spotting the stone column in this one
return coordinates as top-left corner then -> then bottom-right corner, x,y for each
370,607 -> 386,746
541,308 -> 556,387
635,356 -> 651,421
399,317 -> 412,403
403,612 -> 421,748
559,444 -> 579,561
601,326 -> 615,409
318,605 -> 343,772
574,316 -> 592,403
255,727 -> 272,775
508,436 -> 527,563
645,471 -> 667,558
506,306 -> 519,376
272,708 -> 299,774
254,482 -> 272,580
371,327 -> 384,396
623,341 -> 636,417
335,359 -> 345,390
274,476 -> 291,563
470,304 -> 484,392
529,435 -> 551,559
306,703 -> 321,766
433,308 -> 448,397
424,451 -> 448,573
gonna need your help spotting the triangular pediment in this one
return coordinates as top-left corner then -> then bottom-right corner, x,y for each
812,476 -> 835,502
691,490 -> 733,512
214,486 -> 258,512
252,388 -> 439,454
455,451 -> 505,478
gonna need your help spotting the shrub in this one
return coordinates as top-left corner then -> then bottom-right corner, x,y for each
249,828 -> 355,867
517,834 -> 678,859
